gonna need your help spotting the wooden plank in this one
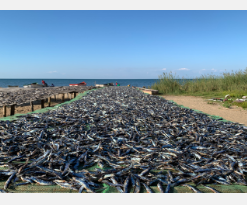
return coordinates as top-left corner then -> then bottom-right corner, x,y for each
30,101 -> 34,112
48,97 -> 51,107
3,105 -> 6,117
10,104 -> 15,116
41,99 -> 45,108
62,93 -> 65,103
142,89 -> 159,95
72,92 -> 75,98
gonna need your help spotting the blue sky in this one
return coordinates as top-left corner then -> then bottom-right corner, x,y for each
0,10 -> 246,79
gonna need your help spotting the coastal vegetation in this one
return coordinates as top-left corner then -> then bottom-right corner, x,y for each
152,68 -> 247,109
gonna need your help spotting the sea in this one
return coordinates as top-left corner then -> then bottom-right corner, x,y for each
0,79 -> 161,88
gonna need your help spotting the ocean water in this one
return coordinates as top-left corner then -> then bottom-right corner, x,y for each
0,79 -> 160,88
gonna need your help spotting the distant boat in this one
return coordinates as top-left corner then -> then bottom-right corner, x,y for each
95,83 -> 114,87
8,85 -> 19,88
69,81 -> 87,86
23,82 -> 45,88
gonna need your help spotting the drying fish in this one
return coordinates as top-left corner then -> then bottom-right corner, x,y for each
182,184 -> 202,193
201,184 -> 220,193
0,87 -> 246,193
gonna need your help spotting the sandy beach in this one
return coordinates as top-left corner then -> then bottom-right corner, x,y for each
161,95 -> 247,126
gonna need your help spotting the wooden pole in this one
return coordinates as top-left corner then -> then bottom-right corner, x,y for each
73,92 -> 76,98
41,99 -> 45,108
54,95 -> 56,102
3,105 -> 6,117
69,93 -> 72,99
48,97 -> 51,107
62,93 -> 65,103
10,104 -> 15,116
30,101 -> 34,112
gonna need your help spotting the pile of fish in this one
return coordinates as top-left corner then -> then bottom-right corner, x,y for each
0,87 -> 247,193
0,86 -> 95,106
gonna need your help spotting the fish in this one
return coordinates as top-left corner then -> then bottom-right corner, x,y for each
29,176 -> 55,186
157,182 -> 164,193
0,86 -> 247,193
134,177 -> 141,193
73,177 -> 95,193
54,180 -> 78,191
201,184 -> 220,193
142,182 -> 153,193
110,177 -> 124,193
4,172 -> 16,190
123,176 -> 130,193
165,182 -> 171,193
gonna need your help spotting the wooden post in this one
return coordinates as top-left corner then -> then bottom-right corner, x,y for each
48,97 -> 51,107
54,95 -> 56,102
62,93 -> 65,103
67,93 -> 69,100
3,105 -> 6,117
41,99 -> 45,108
10,104 -> 15,116
69,93 -> 72,99
73,92 -> 76,98
30,101 -> 34,112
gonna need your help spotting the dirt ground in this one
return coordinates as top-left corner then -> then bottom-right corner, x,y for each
0,94 -> 72,118
161,95 -> 247,126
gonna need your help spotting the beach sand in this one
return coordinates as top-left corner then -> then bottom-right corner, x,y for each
161,95 -> 247,126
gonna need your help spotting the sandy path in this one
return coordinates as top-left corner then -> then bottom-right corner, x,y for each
160,95 -> 247,126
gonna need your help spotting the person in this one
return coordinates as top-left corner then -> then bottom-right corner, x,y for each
41,80 -> 45,85
128,84 -> 130,87
51,83 -> 55,87
116,81 -> 120,86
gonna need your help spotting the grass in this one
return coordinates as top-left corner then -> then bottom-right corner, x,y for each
223,101 -> 231,108
152,68 -> 247,109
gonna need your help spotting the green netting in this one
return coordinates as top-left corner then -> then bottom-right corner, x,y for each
0,88 -> 246,193
1,161 -> 247,193
1,178 -> 247,193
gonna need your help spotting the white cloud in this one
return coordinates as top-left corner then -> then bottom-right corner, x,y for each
162,68 -> 166,70
202,69 -> 206,70
178,68 -> 190,71
211,68 -> 217,72
48,71 -> 57,73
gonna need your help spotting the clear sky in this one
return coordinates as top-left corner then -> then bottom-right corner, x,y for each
0,10 -> 246,79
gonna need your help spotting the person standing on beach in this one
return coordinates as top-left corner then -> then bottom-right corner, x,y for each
41,80 -> 48,87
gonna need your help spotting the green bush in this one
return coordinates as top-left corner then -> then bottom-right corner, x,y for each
152,68 -> 247,95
